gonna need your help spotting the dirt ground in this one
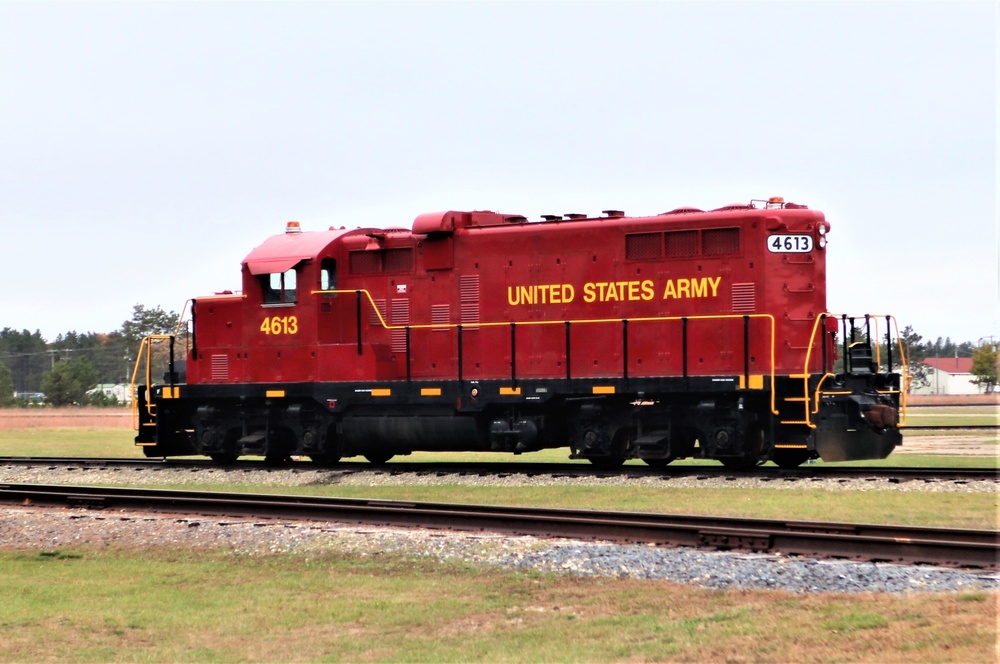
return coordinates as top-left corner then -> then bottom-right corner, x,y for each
0,408 -> 132,430
897,434 -> 998,456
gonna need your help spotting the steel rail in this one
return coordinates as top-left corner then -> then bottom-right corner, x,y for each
900,424 -> 999,430
0,483 -> 996,569
0,457 -> 996,481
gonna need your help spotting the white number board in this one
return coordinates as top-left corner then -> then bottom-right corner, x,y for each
767,234 -> 813,253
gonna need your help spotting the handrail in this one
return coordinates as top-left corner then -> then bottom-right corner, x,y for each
314,288 -> 780,414
130,334 -> 175,430
797,313 -> 910,429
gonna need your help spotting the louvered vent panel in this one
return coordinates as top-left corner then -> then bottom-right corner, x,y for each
391,298 -> 410,353
369,299 -> 387,327
210,354 -> 229,381
431,304 -> 450,331
459,275 -> 480,328
625,233 -> 662,260
732,283 -> 756,312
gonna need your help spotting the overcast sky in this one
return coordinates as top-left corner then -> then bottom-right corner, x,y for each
1,1 -> 996,348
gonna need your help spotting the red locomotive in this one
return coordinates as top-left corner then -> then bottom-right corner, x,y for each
133,197 -> 907,468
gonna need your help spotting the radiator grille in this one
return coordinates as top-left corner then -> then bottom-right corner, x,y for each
383,248 -> 413,273
349,251 -> 380,274
625,232 -> 662,260
665,230 -> 699,258
703,227 -> 740,255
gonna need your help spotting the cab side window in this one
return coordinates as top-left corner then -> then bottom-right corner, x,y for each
320,259 -> 337,294
261,269 -> 297,305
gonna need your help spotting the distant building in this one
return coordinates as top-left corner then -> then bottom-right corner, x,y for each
87,383 -> 132,403
912,357 -> 981,395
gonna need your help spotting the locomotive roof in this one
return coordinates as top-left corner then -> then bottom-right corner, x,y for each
243,226 -> 360,275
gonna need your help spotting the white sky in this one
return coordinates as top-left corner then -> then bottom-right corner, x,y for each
1,1 -> 996,346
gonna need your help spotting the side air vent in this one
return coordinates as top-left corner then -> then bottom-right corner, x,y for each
732,283 -> 756,312
390,298 -> 410,353
459,275 -> 480,328
210,354 -> 229,381
431,304 -> 450,330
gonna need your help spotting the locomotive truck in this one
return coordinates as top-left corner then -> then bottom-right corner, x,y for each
132,197 -> 908,469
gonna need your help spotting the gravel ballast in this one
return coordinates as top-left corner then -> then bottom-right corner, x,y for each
0,464 -> 996,595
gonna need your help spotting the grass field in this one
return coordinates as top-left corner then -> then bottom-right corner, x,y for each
0,547 -> 996,663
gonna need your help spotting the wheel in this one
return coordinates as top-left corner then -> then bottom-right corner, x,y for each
363,453 -> 394,465
719,423 -> 768,470
585,427 -> 633,469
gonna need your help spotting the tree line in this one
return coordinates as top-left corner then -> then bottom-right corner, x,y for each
0,305 -> 179,407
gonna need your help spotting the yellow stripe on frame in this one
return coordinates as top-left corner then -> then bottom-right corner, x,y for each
592,386 -> 616,395
499,387 -> 521,396
161,387 -> 180,399
266,390 -> 286,398
774,444 -> 808,449
420,388 -> 442,396
739,375 -> 765,390
370,388 -> 392,397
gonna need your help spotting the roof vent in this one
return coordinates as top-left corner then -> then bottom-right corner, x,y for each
504,215 -> 528,223
541,214 -> 562,221
565,213 -> 587,220
602,209 -> 624,218
662,207 -> 703,215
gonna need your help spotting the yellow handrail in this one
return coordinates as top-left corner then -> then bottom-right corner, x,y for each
130,333 -> 175,430
797,313 -> 910,429
315,288 -> 780,415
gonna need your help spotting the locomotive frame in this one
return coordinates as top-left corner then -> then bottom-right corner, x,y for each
132,197 -> 908,469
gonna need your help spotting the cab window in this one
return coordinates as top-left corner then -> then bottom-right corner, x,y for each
261,269 -> 297,305
320,259 -> 337,294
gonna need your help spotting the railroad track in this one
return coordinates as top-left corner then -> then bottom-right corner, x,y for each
0,483 -> 996,569
0,456 -> 995,483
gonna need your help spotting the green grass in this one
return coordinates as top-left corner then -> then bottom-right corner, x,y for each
0,547 -> 995,663
115,482 -> 993,531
